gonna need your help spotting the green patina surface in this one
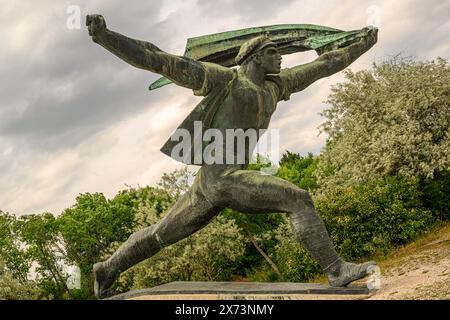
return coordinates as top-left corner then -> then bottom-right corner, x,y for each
149,24 -> 366,90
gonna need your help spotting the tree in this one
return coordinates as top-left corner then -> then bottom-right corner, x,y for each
157,166 -> 193,199
1,211 -> 72,299
16,213 -> 69,299
0,211 -> 29,284
277,151 -> 319,192
317,57 -> 450,189
59,191 -> 136,297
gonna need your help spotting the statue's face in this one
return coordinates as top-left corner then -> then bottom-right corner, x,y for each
259,45 -> 282,74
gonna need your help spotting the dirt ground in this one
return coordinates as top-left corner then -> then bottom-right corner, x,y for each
368,226 -> 450,300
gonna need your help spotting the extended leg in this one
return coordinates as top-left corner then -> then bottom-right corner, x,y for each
94,181 -> 222,298
210,168 -> 375,286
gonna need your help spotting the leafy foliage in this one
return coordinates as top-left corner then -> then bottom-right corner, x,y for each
277,151 -> 319,192
0,211 -> 30,283
16,213 -> 69,299
318,57 -> 450,189
315,176 -> 434,259
0,261 -> 39,300
419,169 -> 450,220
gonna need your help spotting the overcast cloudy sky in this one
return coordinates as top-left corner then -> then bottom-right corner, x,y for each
1,0 -> 448,216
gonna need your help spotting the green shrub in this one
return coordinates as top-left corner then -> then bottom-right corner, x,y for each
315,176 -> 434,260
419,170 -> 450,220
277,152 -> 319,192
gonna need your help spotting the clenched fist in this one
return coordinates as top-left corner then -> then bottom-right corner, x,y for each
363,26 -> 378,47
86,14 -> 107,43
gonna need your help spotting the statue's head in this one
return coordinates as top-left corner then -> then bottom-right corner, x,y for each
235,35 -> 282,74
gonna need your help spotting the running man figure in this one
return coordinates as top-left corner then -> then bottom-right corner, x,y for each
86,14 -> 378,299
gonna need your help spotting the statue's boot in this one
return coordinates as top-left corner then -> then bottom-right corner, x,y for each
290,203 -> 376,287
94,225 -> 161,299
327,260 -> 377,287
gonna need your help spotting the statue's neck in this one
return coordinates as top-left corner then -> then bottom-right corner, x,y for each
238,63 -> 266,86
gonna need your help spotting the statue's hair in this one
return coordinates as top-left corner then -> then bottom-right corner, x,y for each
235,34 -> 276,66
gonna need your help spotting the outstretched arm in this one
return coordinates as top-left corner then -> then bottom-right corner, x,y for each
86,14 -> 206,91
280,27 -> 378,95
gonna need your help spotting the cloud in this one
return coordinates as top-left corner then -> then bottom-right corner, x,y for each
0,0 -> 448,215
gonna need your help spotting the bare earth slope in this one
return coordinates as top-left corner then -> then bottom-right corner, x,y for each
368,222 -> 449,300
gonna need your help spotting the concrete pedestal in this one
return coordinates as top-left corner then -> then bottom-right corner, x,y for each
107,281 -> 374,300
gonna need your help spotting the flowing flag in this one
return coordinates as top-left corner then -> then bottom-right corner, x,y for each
149,24 -> 369,91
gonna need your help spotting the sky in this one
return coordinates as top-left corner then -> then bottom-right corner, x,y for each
0,0 -> 448,216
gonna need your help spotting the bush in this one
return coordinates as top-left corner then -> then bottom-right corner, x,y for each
315,176 -> 434,260
272,218 -> 321,281
419,170 -> 450,220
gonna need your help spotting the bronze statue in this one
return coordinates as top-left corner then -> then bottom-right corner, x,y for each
86,14 -> 379,299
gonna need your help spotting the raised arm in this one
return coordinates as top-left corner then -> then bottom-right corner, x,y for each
86,14 -> 206,91
279,27 -> 378,96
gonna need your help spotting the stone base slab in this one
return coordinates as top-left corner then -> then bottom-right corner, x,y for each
107,281 -> 374,300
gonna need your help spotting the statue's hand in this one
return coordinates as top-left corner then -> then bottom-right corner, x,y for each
86,14 -> 107,43
362,26 -> 378,47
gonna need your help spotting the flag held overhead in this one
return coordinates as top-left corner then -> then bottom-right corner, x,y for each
149,24 -> 369,91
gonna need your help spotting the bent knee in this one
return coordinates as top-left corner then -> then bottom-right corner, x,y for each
204,180 -> 233,207
284,183 -> 313,202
